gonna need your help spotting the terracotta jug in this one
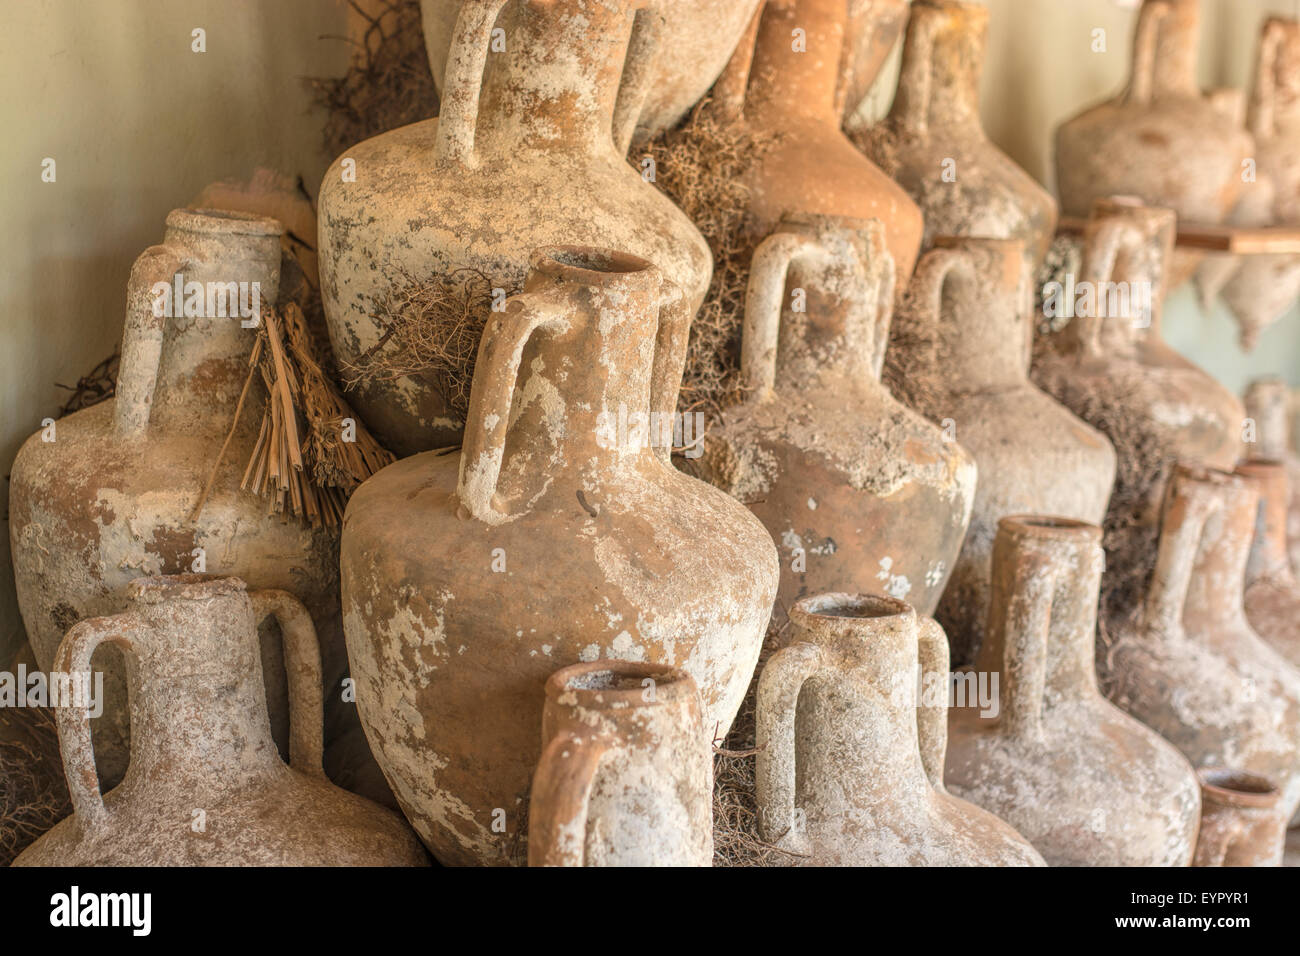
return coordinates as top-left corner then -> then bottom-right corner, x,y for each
945,516 -> 1201,866
755,592 -> 1044,866
529,661 -> 712,867
695,215 -> 974,619
341,246 -> 779,866
1192,769 -> 1286,867
857,1 -> 1058,270
1103,464 -> 1300,827
1054,0 -> 1252,275
420,0 -> 763,147
1237,460 -> 1300,670
1243,377 -> 1300,572
318,0 -> 713,456
13,576 -> 426,867
902,237 -> 1115,664
709,0 -> 924,285
7,209 -> 359,794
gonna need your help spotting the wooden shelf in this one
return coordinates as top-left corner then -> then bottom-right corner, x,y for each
1057,217 -> 1300,255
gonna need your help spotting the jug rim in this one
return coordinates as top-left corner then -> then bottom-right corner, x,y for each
128,573 -> 246,604
166,207 -> 284,238
791,591 -> 913,623
545,659 -> 694,708
530,245 -> 658,289
1197,767 -> 1281,809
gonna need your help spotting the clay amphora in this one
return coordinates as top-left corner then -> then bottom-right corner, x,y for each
859,1 -> 1059,270
1237,460 -> 1300,670
7,209 -> 357,793
755,592 -> 1044,866
1054,0 -> 1252,254
695,215 -> 974,618
1103,464 -> 1300,827
319,0 -> 713,455
420,0 -> 763,147
1244,377 -> 1300,572
709,0 -> 924,285
529,661 -> 712,867
945,516 -> 1201,866
1192,769 -> 1286,867
341,246 -> 779,866
904,237 -> 1115,664
13,576 -> 426,867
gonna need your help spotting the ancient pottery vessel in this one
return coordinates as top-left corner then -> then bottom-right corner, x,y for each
858,0 -> 1058,270
1103,464 -> 1300,826
1055,0 -> 1252,282
1192,768 -> 1286,867
695,215 -> 974,618
319,0 -> 713,455
14,576 -> 426,867
710,0 -> 924,284
421,0 -> 763,148
755,592 -> 1045,866
341,246 -> 778,866
945,516 -> 1200,867
904,237 -> 1114,664
7,209 -> 357,792
1243,377 -> 1300,572
1237,460 -> 1300,670
529,661 -> 712,867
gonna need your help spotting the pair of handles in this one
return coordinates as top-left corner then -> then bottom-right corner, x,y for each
457,280 -> 689,521
435,0 -> 662,166
54,589 -> 325,835
754,617 -> 950,846
740,226 -> 895,399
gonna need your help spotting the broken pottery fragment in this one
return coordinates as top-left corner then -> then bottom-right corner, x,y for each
755,592 -> 1045,866
529,661 -> 712,867
945,516 -> 1201,867
14,576 -> 426,867
341,246 -> 778,866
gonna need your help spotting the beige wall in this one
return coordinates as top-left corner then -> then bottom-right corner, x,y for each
3,0 -> 1299,662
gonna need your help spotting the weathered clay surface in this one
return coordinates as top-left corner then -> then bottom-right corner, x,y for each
1103,465 -> 1300,832
7,209 -> 361,794
695,216 -> 974,620
839,0 -> 910,123
529,661 -> 711,866
341,247 -> 778,866
755,592 -> 1044,866
904,238 -> 1115,665
421,0 -> 762,147
1243,377 -> 1300,572
1193,768 -> 1285,867
859,1 -> 1059,271
14,576 -> 427,867
1237,460 -> 1300,671
319,0 -> 713,455
710,0 -> 924,285
946,516 -> 1201,866
1055,0 -> 1253,236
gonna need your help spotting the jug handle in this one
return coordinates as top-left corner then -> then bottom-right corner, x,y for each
889,0 -> 944,136
1144,472 -> 1220,633
915,617 -> 951,793
114,245 -> 188,440
707,1 -> 763,124
434,0 -> 509,167
741,231 -> 828,399
861,222 -> 898,381
250,589 -> 325,777
991,551 -> 1053,740
53,612 -> 145,836
1250,19 -> 1288,140
612,6 -> 665,156
456,289 -> 571,521
1125,0 -> 1171,106
527,729 -> 614,866
755,641 -> 822,846
1071,219 -> 1136,358
910,245 -> 975,370
650,281 -> 692,463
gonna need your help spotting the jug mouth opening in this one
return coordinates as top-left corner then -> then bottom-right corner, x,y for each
533,246 -> 657,286
129,573 -> 246,604
1198,768 -> 1281,808
166,208 -> 283,238
1000,515 -> 1101,540
546,660 -> 692,706
794,592 -> 912,622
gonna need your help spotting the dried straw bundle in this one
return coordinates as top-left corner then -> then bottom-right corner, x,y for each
0,704 -> 70,866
